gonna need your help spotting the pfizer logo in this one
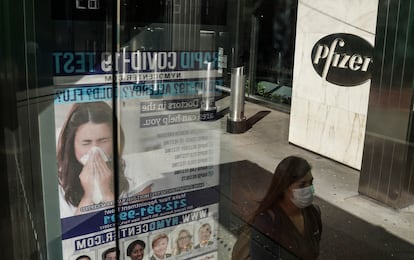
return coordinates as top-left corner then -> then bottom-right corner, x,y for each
311,33 -> 373,86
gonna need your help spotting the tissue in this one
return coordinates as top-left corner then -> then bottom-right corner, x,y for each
79,146 -> 110,165
92,176 -> 103,204
79,147 -> 110,204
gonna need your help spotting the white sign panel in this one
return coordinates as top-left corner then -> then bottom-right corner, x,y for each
289,0 -> 379,169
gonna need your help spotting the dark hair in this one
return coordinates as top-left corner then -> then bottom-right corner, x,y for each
249,156 -> 311,223
127,239 -> 146,256
102,247 -> 119,259
76,255 -> 91,260
57,101 -> 129,206
152,233 -> 169,248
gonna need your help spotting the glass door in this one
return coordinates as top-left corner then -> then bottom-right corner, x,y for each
1,0 -> 297,259
51,1 -> 226,259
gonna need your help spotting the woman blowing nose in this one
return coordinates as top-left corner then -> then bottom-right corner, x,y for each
57,102 -> 130,216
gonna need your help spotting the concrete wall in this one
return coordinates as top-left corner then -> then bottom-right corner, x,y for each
289,0 -> 379,169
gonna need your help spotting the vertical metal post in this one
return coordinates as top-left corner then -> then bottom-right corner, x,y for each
227,66 -> 247,133
200,61 -> 217,121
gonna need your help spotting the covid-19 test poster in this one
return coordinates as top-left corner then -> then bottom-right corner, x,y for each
53,50 -> 223,260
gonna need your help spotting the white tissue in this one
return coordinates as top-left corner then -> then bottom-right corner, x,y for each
79,146 -> 110,165
92,176 -> 103,204
79,147 -> 110,204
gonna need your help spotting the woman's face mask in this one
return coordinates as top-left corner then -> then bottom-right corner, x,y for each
290,185 -> 315,208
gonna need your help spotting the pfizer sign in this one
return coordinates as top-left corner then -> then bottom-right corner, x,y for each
311,33 -> 373,86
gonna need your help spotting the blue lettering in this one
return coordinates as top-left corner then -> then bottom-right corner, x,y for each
103,209 -> 137,225
119,212 -> 127,221
103,215 -> 115,225
75,53 -> 86,73
180,52 -> 191,69
155,204 -> 162,212
127,210 -> 135,219
86,52 -> 96,72
180,198 -> 186,207
53,52 -> 63,74
194,52 -> 203,68
63,53 -> 74,73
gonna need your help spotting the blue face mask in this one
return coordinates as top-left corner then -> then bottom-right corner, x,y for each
291,185 -> 315,208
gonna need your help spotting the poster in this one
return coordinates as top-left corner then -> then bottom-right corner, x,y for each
54,51 -> 223,259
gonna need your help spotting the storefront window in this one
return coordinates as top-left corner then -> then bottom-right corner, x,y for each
240,0 -> 297,108
2,0 -> 414,259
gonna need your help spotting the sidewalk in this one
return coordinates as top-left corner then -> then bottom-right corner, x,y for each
215,99 -> 414,259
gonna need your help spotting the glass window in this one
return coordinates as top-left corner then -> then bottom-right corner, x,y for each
2,0 -> 414,259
